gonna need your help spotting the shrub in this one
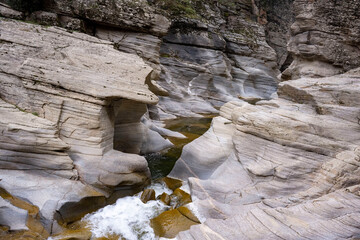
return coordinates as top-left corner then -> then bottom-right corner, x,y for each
152,0 -> 199,18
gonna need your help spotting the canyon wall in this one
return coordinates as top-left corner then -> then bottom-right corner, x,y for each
282,0 -> 360,80
169,0 -> 360,238
170,68 -> 360,239
1,0 -> 359,239
2,0 -> 282,118
0,18 -> 167,235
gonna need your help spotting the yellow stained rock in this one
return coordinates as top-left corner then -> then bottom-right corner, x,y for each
0,187 -> 49,239
151,208 -> 199,238
140,189 -> 156,203
0,230 -> 45,240
163,177 -> 182,191
177,206 -> 200,223
158,193 -> 171,205
172,188 -> 192,208
50,229 -> 92,240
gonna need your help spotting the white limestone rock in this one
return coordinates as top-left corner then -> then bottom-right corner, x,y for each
0,18 -> 170,232
170,69 -> 360,239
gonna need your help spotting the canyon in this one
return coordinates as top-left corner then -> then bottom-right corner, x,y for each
0,0 -> 360,239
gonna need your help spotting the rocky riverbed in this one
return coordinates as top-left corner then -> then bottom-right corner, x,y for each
1,0 -> 360,239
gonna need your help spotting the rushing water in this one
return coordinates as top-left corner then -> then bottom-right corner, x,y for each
82,117 -> 213,239
146,116 -> 213,179
49,116 -> 213,240
84,196 -> 169,240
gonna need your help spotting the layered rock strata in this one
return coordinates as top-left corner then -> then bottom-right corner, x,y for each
0,0 -> 281,119
0,18 -> 170,234
282,0 -> 360,80
169,69 -> 360,239
152,0 -> 280,119
255,0 -> 295,70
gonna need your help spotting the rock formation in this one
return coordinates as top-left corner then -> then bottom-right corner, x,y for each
1,0 -> 281,119
0,18 -> 172,235
169,67 -> 360,239
152,0 -> 280,118
282,0 -> 360,80
1,0 -> 360,238
167,0 -> 360,238
255,0 -> 295,71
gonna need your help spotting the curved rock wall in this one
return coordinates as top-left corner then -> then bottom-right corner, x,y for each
2,0 -> 360,238
167,1 -> 360,238
169,68 -> 360,239
8,0 -> 281,119
152,0 -> 280,119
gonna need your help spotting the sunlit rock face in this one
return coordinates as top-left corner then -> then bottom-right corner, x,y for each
0,19 -> 168,233
282,0 -> 360,80
169,68 -> 360,239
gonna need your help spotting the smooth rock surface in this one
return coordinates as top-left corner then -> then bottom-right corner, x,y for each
154,12 -> 280,119
0,197 -> 28,231
170,69 -> 360,239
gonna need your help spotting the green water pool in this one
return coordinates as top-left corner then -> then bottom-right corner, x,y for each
145,116 -> 214,179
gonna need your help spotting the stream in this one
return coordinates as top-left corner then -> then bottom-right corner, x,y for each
146,116 -> 213,179
49,116 -> 213,240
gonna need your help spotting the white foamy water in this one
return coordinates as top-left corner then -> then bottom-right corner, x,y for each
145,182 -> 172,197
83,196 -> 169,240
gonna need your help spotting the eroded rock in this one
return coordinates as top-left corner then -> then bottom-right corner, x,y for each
170,69 -> 360,239
150,208 -> 199,238
282,0 -> 360,79
141,189 -> 156,203
0,18 -> 170,233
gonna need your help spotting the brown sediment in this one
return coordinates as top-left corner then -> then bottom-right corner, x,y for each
0,187 -> 48,240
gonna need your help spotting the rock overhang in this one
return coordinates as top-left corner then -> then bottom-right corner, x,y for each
0,18 -> 159,105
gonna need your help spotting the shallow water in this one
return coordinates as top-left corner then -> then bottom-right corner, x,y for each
48,117 -> 213,240
146,116 -> 213,179
81,117 -> 213,239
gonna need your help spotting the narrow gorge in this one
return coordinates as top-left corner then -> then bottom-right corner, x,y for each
0,0 -> 360,239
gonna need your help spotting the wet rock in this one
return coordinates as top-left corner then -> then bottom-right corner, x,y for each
171,189 -> 192,208
150,208 -> 198,238
49,229 -> 92,240
158,193 -> 171,206
140,189 -> 156,203
177,206 -> 200,224
163,177 -> 182,191
0,197 -> 28,231
0,186 -> 49,239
